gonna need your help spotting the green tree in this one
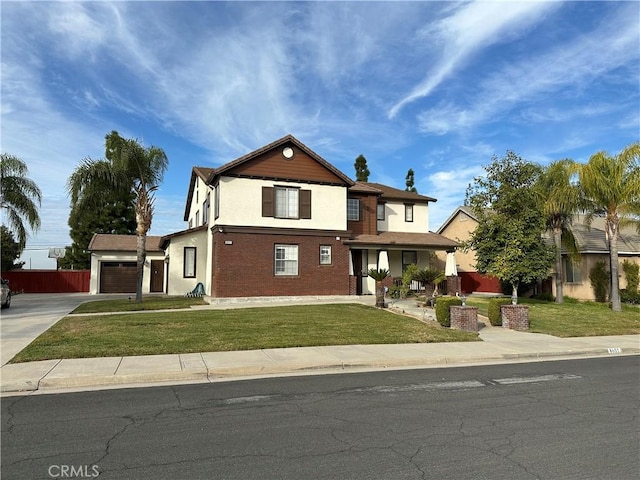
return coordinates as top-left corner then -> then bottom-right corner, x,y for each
405,168 -> 417,192
578,142 -> 640,312
536,159 -> 582,303
0,153 -> 42,248
354,154 -> 370,182
58,192 -> 136,270
67,131 -> 168,302
465,151 -> 554,302
1,226 -> 24,272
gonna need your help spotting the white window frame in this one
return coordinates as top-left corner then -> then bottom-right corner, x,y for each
563,258 -> 582,283
214,186 -> 220,220
275,187 -> 299,219
275,244 -> 298,276
320,245 -> 332,265
347,198 -> 360,221
405,204 -> 414,222
184,247 -> 196,278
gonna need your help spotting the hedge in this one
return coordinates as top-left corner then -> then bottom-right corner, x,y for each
435,296 -> 462,327
488,298 -> 512,326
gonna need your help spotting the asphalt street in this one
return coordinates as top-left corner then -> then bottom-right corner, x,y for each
2,356 -> 639,480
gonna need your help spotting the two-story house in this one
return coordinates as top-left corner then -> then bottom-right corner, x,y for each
89,135 -> 458,298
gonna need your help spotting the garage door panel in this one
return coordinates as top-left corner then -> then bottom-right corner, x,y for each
100,262 -> 137,293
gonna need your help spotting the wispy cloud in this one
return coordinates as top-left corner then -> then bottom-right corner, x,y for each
388,0 -> 559,118
416,4 -> 639,136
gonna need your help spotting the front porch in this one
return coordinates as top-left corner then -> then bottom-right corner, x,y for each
344,231 -> 460,297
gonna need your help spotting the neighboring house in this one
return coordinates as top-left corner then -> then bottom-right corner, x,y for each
89,135 -> 458,298
436,207 -> 640,301
435,206 -> 502,294
547,215 -> 640,301
88,234 -> 165,294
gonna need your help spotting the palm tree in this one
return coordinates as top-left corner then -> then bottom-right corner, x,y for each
413,267 -> 445,300
578,142 -> 640,312
368,268 -> 390,308
0,153 -> 42,248
537,159 -> 582,303
68,131 -> 168,303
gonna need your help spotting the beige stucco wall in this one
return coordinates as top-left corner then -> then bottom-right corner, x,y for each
186,176 -> 214,229
216,177 -> 348,231
435,211 -> 478,272
165,228 -> 209,296
89,252 -> 165,294
377,201 -> 429,233
552,254 -> 640,301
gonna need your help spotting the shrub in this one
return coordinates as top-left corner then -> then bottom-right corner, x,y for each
488,298 -> 512,326
532,292 -> 554,302
620,289 -> 640,305
622,260 -> 639,293
434,296 -> 462,327
589,261 -> 610,303
388,285 -> 409,299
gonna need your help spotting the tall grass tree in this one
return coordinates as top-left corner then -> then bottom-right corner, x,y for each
0,153 -> 42,248
68,131 -> 168,303
578,142 -> 640,312
537,159 -> 582,303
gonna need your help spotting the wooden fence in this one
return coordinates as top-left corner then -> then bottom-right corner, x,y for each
2,270 -> 90,293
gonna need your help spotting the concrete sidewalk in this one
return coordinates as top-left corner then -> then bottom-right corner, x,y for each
1,298 -> 638,395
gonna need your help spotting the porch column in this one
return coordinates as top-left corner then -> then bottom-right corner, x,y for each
445,250 -> 461,296
348,250 -> 354,276
378,250 -> 389,271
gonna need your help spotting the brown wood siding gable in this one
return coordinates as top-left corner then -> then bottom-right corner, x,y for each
230,149 -> 347,184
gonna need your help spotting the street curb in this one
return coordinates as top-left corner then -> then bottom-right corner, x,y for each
5,347 -> 636,394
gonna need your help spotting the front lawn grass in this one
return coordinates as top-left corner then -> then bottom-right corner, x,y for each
466,296 -> 640,337
72,296 -> 207,313
10,304 -> 479,363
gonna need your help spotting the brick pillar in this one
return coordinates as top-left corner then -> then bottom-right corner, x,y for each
446,276 -> 461,296
349,276 -> 358,295
501,305 -> 529,331
450,306 -> 478,332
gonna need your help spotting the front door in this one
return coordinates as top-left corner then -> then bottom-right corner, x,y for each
353,250 -> 368,295
150,260 -> 164,293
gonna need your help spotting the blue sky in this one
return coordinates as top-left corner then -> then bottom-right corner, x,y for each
2,1 -> 639,269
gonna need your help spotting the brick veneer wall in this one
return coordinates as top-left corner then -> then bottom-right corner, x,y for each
450,306 -> 478,332
501,305 -> 529,331
212,230 -> 351,298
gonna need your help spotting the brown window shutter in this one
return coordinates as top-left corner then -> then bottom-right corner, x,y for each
262,187 -> 274,217
300,189 -> 311,219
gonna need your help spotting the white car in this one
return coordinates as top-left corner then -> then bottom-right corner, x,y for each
1,278 -> 11,308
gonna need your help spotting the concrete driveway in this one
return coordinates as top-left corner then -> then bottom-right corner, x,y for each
0,293 -> 129,366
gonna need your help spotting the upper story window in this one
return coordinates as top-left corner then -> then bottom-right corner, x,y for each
377,203 -> 385,221
262,187 -> 311,219
347,198 -> 360,221
275,187 -> 299,219
202,192 -> 210,225
405,203 -> 414,222
195,210 -> 200,227
214,186 -> 220,220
